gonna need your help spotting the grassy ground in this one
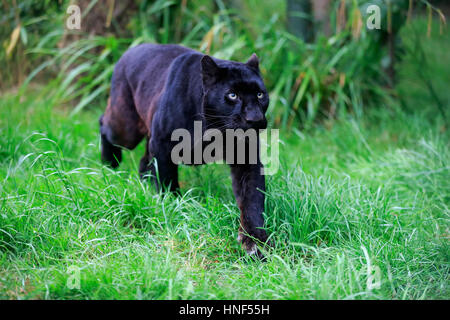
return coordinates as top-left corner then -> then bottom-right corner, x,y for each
0,21 -> 448,300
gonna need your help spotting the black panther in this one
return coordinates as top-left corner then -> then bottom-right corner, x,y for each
99,44 -> 271,257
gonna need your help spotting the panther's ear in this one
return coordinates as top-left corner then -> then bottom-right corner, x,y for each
201,55 -> 221,87
246,53 -> 259,70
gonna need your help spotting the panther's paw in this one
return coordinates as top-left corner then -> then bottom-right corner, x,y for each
237,232 -> 265,259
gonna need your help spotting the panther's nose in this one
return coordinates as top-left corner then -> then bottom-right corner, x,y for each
245,109 -> 266,128
245,108 -> 263,122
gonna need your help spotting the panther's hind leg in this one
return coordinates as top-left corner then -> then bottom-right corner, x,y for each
148,138 -> 179,193
100,114 -> 122,168
99,75 -> 146,169
139,139 -> 152,179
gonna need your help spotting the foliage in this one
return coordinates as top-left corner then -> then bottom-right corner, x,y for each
0,64 -> 448,298
1,0 -> 446,129
0,0 -> 64,87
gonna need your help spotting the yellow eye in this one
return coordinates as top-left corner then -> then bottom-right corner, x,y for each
257,92 -> 264,99
228,92 -> 237,100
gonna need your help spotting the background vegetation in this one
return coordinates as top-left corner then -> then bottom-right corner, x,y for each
0,0 -> 448,299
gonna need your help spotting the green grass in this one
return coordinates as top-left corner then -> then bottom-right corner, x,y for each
0,20 -> 449,299
0,93 -> 448,299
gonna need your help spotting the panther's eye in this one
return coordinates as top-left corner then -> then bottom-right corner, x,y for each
227,92 -> 238,100
257,92 -> 264,99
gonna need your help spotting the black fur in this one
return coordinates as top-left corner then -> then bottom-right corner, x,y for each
100,44 -> 271,256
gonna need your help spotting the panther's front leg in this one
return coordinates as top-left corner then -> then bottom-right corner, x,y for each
230,163 -> 269,258
149,140 -> 180,193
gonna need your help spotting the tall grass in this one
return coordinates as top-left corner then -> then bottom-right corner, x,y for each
3,0 -> 439,128
0,83 -> 448,298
